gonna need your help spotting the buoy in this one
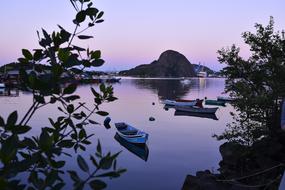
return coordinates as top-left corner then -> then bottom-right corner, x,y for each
149,117 -> 155,121
104,117 -> 111,129
152,102 -> 155,105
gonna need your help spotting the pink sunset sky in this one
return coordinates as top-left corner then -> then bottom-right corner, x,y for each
0,0 -> 285,71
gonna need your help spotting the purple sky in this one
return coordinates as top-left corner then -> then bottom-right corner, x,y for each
0,0 -> 285,71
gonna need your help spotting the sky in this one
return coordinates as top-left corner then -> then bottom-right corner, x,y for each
0,0 -> 285,71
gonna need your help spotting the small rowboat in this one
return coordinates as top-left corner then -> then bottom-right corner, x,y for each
175,106 -> 218,114
115,122 -> 148,144
205,99 -> 226,106
217,96 -> 234,102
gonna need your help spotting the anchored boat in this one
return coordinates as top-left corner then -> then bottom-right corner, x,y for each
115,122 -> 148,144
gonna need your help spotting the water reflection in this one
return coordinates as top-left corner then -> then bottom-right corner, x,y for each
132,79 -> 191,100
131,78 -> 220,100
114,134 -> 149,162
0,88 -> 19,97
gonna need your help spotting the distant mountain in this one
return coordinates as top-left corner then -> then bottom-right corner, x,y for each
192,64 -> 216,75
119,50 -> 196,77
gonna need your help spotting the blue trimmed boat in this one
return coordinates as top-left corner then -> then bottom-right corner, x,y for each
115,122 -> 148,144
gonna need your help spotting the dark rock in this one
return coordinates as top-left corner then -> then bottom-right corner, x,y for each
119,50 -> 195,77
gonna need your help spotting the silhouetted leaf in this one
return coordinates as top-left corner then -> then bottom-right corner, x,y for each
91,59 -> 105,67
63,83 -> 77,95
78,35 -> 93,39
7,111 -> 18,127
22,49 -> 33,60
96,111 -> 108,116
91,50 -> 101,59
76,11 -> 86,24
89,180 -> 106,190
77,155 -> 89,172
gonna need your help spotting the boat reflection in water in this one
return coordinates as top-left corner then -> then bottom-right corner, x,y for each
0,88 -> 19,97
164,105 -> 218,120
174,110 -> 218,120
114,133 -> 149,162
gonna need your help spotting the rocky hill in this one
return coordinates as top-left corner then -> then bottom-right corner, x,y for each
119,50 -> 196,77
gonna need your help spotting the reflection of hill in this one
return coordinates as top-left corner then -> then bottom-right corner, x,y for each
132,79 -> 191,100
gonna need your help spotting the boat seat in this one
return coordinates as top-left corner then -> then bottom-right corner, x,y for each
121,129 -> 138,135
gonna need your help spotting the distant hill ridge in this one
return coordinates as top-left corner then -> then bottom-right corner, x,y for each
119,50 -> 196,77
119,50 -> 216,77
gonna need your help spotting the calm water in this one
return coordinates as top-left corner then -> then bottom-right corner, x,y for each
0,78 -> 235,190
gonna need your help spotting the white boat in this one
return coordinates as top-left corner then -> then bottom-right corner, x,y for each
115,122 -> 148,144
217,96 -> 234,101
175,106 -> 218,114
0,83 -> 5,88
162,99 -> 198,107
197,71 -> 207,78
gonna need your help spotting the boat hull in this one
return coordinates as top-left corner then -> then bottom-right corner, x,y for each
174,110 -> 218,120
205,99 -> 225,106
162,99 -> 197,106
175,106 -> 218,114
115,122 -> 148,144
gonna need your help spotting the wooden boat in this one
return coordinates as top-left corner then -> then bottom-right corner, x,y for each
205,99 -> 226,106
114,133 -> 149,161
115,122 -> 148,144
174,110 -> 218,120
175,106 -> 218,114
217,96 -> 234,102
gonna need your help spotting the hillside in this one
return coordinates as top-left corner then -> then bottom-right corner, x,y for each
119,50 -> 196,77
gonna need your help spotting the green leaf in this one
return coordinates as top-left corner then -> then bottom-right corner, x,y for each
96,111 -> 109,116
76,11 -> 86,24
58,49 -> 70,62
22,49 -> 33,60
91,59 -> 105,67
91,50 -> 101,59
77,155 -> 89,172
95,19 -> 104,24
86,8 -> 98,16
97,11 -> 104,19
89,180 -> 106,190
63,83 -> 77,95
78,35 -> 93,40
7,111 -> 18,127
67,104 -> 74,114
13,125 -> 31,134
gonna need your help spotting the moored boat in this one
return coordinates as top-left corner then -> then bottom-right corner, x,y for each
162,99 -> 203,107
217,96 -> 234,102
174,110 -> 218,120
205,99 -> 226,106
174,106 -> 218,114
115,122 -> 148,144
0,83 -> 5,88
